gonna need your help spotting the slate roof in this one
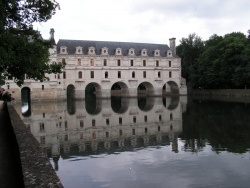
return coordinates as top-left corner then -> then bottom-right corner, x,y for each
57,39 -> 178,57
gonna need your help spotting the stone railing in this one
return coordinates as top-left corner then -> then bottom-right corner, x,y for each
6,102 -> 64,188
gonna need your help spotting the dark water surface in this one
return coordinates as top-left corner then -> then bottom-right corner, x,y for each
15,97 -> 250,188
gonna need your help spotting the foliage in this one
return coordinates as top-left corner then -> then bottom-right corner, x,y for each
177,32 -> 250,89
176,33 -> 204,83
0,0 -> 64,86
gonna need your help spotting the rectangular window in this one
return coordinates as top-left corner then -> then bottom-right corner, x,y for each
62,58 -> 66,64
43,113 -> 45,118
106,132 -> 109,138
118,71 -> 121,78
80,120 -> 84,128
40,136 -> 46,144
132,128 -> 135,135
63,72 -> 66,79
119,129 -> 123,136
7,85 -> 10,89
143,71 -> 146,78
158,126 -> 161,132
92,119 -> 95,127
170,113 -> 173,120
159,115 -> 162,121
119,117 -> 122,125
106,118 -> 109,125
104,59 -> 107,66
169,71 -> 172,78
90,59 -> 94,66
144,115 -> 147,122
78,59 -> 81,66
117,59 -> 121,66
58,74 -> 60,79
40,123 -> 45,131
42,85 -> 44,90
133,116 -> 136,123
91,71 -> 94,78
65,121 -> 68,128
80,133 -> 83,139
143,60 -> 146,66
64,134 -> 68,141
156,60 -> 159,67
145,128 -> 148,133
169,61 -> 171,67
130,60 -> 134,66
158,71 -> 161,78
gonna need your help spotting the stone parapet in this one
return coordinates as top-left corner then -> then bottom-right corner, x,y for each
6,102 -> 63,188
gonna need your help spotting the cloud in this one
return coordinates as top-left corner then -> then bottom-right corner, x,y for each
34,0 -> 250,46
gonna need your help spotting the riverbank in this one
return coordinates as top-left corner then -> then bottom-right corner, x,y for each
5,101 -> 63,188
190,89 -> 250,103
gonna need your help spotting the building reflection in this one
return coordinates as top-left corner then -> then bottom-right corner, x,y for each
15,96 -> 187,171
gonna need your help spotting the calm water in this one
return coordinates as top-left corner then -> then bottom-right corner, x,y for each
15,96 -> 250,188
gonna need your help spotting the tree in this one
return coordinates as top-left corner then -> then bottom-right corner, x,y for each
0,0 -> 64,86
197,32 -> 250,89
176,33 -> 204,85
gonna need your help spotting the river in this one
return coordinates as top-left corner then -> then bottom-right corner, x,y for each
14,96 -> 250,188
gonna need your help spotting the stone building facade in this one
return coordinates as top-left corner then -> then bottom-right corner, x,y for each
3,29 -> 187,101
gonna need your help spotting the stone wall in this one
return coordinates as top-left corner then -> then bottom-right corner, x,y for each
6,102 -> 64,188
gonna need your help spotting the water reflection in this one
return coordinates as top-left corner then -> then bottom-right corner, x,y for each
18,96 -> 183,159
180,99 -> 250,154
16,97 -> 250,188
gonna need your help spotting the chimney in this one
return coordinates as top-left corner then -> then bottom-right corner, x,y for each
49,28 -> 56,45
169,38 -> 176,54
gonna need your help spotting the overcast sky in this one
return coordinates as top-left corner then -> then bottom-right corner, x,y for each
34,0 -> 250,45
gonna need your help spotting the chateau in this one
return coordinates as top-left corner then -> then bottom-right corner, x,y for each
3,29 -> 187,101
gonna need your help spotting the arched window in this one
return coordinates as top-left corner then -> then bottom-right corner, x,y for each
78,71 -> 82,79
105,71 -> 108,78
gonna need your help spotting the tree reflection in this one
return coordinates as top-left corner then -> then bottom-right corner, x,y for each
180,99 -> 250,153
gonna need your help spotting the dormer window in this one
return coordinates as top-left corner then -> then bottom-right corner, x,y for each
76,46 -> 83,54
116,48 -> 122,55
88,47 -> 95,55
60,46 -> 67,54
154,49 -> 160,56
102,47 -> 109,55
129,48 -> 135,56
141,49 -> 147,56
167,50 -> 173,57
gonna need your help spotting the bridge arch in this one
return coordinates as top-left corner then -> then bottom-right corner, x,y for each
21,87 -> 31,117
67,84 -> 75,99
163,81 -> 179,95
85,83 -> 102,115
163,96 -> 180,110
138,96 -> 155,112
111,96 -> 130,114
85,82 -> 102,98
137,82 -> 154,96
111,82 -> 129,97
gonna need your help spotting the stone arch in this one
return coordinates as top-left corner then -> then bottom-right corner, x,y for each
85,83 -> 102,115
21,87 -> 31,116
138,96 -> 155,112
111,96 -> 130,114
85,82 -> 102,98
67,84 -> 75,99
111,82 -> 129,97
163,81 -> 179,95
137,82 -> 154,96
162,96 -> 180,110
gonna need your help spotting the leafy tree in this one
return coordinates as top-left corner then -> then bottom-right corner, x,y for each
198,32 -> 250,89
176,33 -> 204,85
0,0 -> 64,86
